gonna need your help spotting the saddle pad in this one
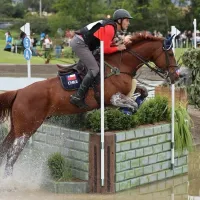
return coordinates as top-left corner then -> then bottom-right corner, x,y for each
59,72 -> 81,90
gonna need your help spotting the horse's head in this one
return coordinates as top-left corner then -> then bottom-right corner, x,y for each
129,32 -> 180,84
152,35 -> 179,83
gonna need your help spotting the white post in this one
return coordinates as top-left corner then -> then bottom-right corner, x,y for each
170,28 -> 178,170
171,26 -> 176,54
171,187 -> 174,200
193,19 -> 197,48
20,23 -> 31,78
171,84 -> 175,170
100,40 -> 104,186
26,23 -> 31,79
171,26 -> 180,55
27,60 -> 31,78
15,45 -> 17,54
39,0 -> 42,17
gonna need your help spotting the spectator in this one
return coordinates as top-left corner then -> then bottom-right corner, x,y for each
187,30 -> 192,47
4,31 -> 12,52
20,31 -> 26,51
196,30 -> 200,46
166,31 -> 171,39
54,35 -> 63,58
5,31 -> 8,44
180,31 -> 187,48
40,32 -> 45,48
30,33 -> 39,56
43,34 -> 52,60
65,29 -> 75,46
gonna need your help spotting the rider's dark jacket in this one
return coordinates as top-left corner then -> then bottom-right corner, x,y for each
76,19 -> 117,52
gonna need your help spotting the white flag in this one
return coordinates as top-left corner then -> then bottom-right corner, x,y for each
171,26 -> 181,36
20,23 -> 30,36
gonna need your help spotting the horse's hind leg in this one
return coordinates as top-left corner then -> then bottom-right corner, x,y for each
3,94 -> 48,177
4,135 -> 29,177
0,130 -> 15,166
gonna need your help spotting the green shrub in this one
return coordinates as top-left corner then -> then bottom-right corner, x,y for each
47,152 -> 72,181
130,114 -> 139,128
136,96 -> 169,125
85,109 -> 104,132
106,108 -> 132,130
86,108 -> 134,132
182,48 -> 200,107
85,96 -> 169,132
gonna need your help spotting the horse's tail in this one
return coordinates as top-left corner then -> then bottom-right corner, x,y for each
0,90 -> 18,123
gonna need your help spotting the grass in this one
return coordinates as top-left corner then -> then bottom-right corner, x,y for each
0,29 -> 75,65
174,48 -> 188,64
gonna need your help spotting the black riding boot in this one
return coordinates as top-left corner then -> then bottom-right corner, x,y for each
70,70 -> 95,109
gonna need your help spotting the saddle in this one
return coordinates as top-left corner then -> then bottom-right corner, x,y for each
57,60 -> 100,93
57,49 -> 101,91
57,62 -> 86,90
57,61 -> 101,104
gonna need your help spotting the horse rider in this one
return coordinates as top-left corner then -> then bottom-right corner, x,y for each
70,9 -> 133,109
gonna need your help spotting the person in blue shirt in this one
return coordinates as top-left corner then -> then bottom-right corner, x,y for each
4,31 -> 12,52
40,32 -> 46,48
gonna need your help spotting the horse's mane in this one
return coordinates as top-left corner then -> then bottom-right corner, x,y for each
131,31 -> 164,45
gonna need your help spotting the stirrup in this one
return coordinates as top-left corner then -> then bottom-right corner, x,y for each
70,95 -> 89,109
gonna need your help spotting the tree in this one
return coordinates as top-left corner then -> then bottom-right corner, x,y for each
23,0 -> 57,12
189,0 -> 200,27
53,0 -> 106,25
145,0 -> 186,34
0,0 -> 13,17
12,3 -> 25,18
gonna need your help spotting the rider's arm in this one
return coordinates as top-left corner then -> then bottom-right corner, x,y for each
93,25 -> 118,54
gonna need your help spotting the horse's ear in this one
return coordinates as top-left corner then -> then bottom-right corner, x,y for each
163,34 -> 175,50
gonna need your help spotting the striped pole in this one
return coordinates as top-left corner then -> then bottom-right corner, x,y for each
171,84 -> 175,170
170,27 -> 177,170
99,28 -> 105,186
193,19 -> 197,49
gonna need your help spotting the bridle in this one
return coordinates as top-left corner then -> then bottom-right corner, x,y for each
104,39 -> 179,83
126,42 -> 179,81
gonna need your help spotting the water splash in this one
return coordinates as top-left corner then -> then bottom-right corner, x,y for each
0,147 -> 49,193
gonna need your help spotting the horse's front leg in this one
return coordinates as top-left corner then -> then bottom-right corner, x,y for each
4,135 -> 29,178
110,92 -> 138,112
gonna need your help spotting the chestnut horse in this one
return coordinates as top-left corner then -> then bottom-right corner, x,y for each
0,32 -> 179,177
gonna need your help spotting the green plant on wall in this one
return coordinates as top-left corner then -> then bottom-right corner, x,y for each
136,95 -> 170,124
47,152 -> 72,181
174,104 -> 194,154
85,96 -> 169,132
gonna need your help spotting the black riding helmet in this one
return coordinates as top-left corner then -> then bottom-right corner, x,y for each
113,9 -> 133,30
113,9 -> 133,21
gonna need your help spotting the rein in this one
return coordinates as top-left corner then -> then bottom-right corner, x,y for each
104,38 -> 179,81
126,49 -> 169,79
104,49 -> 169,80
104,61 -> 134,78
